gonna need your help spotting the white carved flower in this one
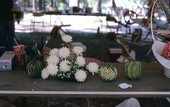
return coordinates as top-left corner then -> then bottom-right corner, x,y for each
41,68 -> 49,79
76,56 -> 86,66
87,62 -> 99,75
58,47 -> 70,59
72,46 -> 84,55
46,64 -> 58,76
75,70 -> 87,82
46,55 -> 59,65
59,60 -> 71,72
61,35 -> 72,43
49,48 -> 58,56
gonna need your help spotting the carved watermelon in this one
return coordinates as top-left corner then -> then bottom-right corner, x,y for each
125,60 -> 142,80
99,63 -> 118,82
26,60 -> 44,78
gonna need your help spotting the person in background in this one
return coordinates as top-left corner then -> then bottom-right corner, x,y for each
0,0 -> 15,56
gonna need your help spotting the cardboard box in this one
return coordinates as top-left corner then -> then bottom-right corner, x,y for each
109,48 -> 122,62
0,51 -> 15,71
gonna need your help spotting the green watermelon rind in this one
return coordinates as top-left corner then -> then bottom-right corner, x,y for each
26,60 -> 44,78
125,61 -> 142,80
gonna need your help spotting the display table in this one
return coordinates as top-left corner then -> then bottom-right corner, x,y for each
44,11 -> 110,16
43,11 -> 110,26
154,29 -> 170,41
0,62 -> 170,98
133,19 -> 170,41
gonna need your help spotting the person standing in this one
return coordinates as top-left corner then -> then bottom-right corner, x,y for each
0,0 -> 15,56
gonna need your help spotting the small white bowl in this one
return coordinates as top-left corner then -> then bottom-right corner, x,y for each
152,41 -> 170,78
164,67 -> 170,78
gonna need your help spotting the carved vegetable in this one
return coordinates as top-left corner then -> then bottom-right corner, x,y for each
26,60 -> 44,78
125,60 -> 142,80
99,63 -> 118,81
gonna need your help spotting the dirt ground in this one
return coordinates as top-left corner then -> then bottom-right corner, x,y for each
0,96 -> 170,107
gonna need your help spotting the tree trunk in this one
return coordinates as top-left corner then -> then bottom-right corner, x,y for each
28,0 -> 30,7
77,0 -> 78,7
39,0 -> 43,10
54,0 -> 57,9
97,0 -> 102,13
33,0 -> 35,11
62,0 -> 69,8
43,0 -> 46,11
51,0 -> 53,7
83,0 -> 87,8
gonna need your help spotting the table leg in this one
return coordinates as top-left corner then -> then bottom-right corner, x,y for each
81,98 -> 90,107
87,97 -> 90,107
143,31 -> 151,40
47,97 -> 50,107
